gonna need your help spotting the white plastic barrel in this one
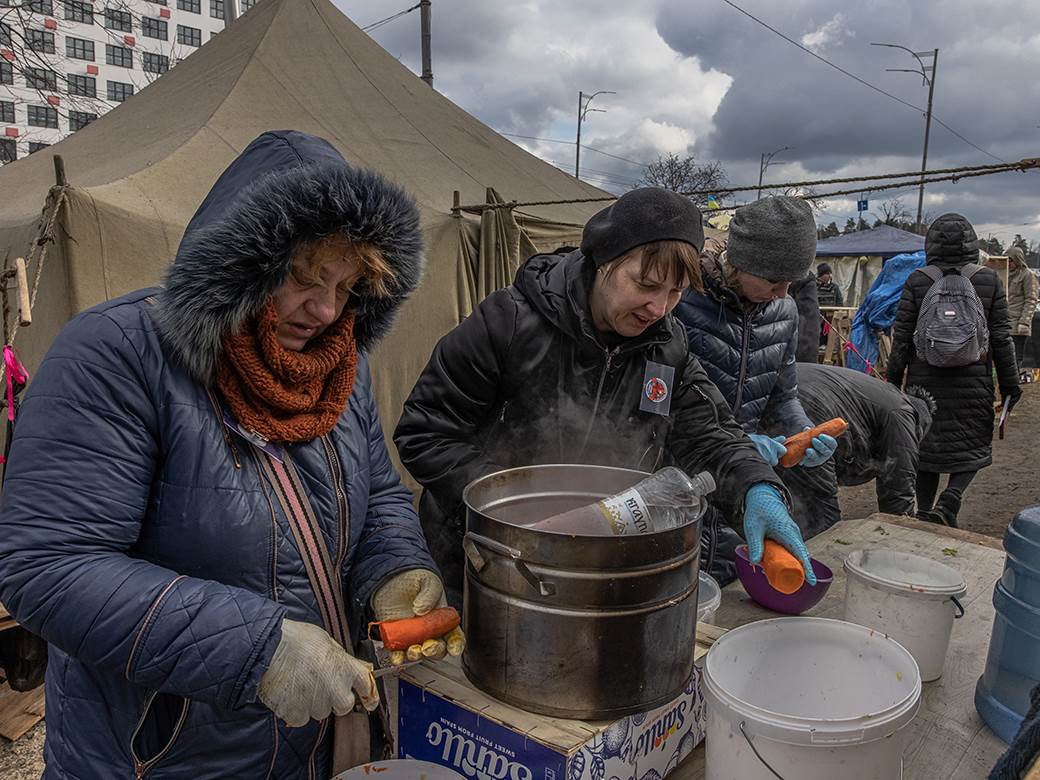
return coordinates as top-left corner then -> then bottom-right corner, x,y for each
698,571 -> 722,624
843,549 -> 967,682
703,618 -> 921,780
334,760 -> 464,779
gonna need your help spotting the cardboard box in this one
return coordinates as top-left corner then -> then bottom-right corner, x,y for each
396,625 -> 722,780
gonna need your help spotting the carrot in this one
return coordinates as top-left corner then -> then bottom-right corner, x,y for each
369,606 -> 461,651
758,539 -> 805,594
779,417 -> 849,468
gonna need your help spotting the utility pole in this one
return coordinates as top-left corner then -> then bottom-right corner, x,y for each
757,146 -> 791,199
575,90 -> 615,179
419,0 -> 433,87
871,43 -> 938,233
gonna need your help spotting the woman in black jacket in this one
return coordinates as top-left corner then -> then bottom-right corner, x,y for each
887,213 -> 1020,527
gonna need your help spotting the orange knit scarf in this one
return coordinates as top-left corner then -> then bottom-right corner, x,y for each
216,300 -> 358,442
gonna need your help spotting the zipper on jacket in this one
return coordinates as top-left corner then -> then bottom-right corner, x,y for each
130,692 -> 191,779
732,312 -> 752,414
205,387 -> 242,469
308,717 -> 330,780
580,346 -> 620,454
320,436 -> 349,569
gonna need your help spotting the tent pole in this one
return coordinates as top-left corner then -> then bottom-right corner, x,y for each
53,155 -> 66,187
420,0 -> 433,87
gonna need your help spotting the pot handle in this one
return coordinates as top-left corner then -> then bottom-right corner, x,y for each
463,532 -> 557,597
951,595 -> 965,619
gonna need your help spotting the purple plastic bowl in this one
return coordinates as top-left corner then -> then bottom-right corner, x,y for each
734,544 -> 833,615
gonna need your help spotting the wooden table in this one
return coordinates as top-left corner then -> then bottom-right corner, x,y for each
672,514 -> 1010,779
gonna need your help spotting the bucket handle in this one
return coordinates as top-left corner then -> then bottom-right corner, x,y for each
463,532 -> 557,597
951,595 -> 965,619
738,721 -> 788,780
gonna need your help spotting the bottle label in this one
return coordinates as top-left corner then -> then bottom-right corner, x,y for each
597,488 -> 652,535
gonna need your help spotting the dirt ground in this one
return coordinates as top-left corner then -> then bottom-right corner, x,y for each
839,381 -> 1039,538
1,385 -> 1036,773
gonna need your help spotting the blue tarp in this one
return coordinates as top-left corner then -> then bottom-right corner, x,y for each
816,225 -> 925,258
846,251 -> 926,373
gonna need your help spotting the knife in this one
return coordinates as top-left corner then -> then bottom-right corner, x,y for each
369,658 -> 426,679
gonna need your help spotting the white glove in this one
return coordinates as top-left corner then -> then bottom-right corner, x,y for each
371,569 -> 466,665
257,619 -> 378,727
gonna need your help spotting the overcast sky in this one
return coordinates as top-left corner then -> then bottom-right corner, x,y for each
339,0 -> 1040,247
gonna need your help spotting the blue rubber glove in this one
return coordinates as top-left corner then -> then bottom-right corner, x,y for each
743,483 -> 816,585
747,433 -> 788,467
799,430 -> 838,469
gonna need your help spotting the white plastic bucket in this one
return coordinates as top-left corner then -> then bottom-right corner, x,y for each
334,760 -> 464,779
843,549 -> 967,682
703,617 -> 921,780
698,571 -> 722,624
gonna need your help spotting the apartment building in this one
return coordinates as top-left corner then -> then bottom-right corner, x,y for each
1,0 -> 244,162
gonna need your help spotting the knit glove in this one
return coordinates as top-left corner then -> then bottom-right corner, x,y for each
798,430 -> 839,468
372,569 -> 466,666
257,619 -> 378,727
743,483 -> 816,586
748,434 -> 787,467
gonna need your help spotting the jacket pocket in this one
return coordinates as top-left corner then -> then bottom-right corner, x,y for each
130,690 -> 191,778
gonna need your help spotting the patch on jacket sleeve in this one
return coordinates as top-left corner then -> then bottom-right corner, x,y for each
640,361 -> 675,416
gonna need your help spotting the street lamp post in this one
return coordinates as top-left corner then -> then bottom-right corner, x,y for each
575,90 -> 615,179
757,146 -> 792,199
871,42 -> 939,233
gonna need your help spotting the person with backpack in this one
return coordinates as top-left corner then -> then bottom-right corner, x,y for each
887,213 -> 1020,528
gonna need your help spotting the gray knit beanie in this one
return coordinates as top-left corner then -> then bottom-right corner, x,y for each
727,196 -> 817,282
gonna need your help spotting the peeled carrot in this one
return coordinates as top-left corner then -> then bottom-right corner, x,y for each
779,417 -> 849,468
370,607 -> 460,651
758,540 -> 805,594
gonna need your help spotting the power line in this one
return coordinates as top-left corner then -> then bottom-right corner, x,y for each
361,3 -> 419,33
500,132 -> 649,168
719,0 -> 1007,164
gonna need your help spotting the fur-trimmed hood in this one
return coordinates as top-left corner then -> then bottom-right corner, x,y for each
156,130 -> 424,384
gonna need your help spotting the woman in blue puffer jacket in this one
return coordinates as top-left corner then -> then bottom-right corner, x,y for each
0,131 -> 461,779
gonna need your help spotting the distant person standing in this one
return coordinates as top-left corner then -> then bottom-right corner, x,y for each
887,213 -> 1020,528
1007,246 -> 1038,382
816,263 -> 844,307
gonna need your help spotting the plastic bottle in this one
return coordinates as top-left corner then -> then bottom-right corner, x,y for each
528,467 -> 716,536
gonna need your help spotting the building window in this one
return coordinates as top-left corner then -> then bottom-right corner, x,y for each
106,44 -> 133,68
141,17 -> 167,39
66,36 -> 95,60
63,0 -> 94,23
209,0 -> 223,18
29,141 -> 50,153
26,0 -> 54,14
0,22 -> 11,46
68,110 -> 96,131
146,0 -> 167,5
142,51 -> 169,74
0,62 -> 12,86
176,24 -> 200,46
107,80 -> 134,101
28,28 -> 57,54
67,73 -> 96,98
0,100 -> 14,123
104,7 -> 132,32
176,0 -> 200,12
0,138 -> 16,164
27,105 -> 59,129
26,67 -> 59,91
240,0 -> 255,12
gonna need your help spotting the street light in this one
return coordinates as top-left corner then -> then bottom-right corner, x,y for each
575,90 -> 615,179
871,42 -> 939,233
757,146 -> 792,199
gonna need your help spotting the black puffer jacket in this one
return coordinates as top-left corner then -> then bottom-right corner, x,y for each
394,250 -> 780,600
789,272 -> 821,363
887,214 -> 1018,472
673,257 -> 812,434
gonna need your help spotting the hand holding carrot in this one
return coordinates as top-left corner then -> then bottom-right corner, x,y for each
778,418 -> 848,468
370,569 -> 466,665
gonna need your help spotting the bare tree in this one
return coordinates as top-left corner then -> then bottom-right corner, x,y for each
636,153 -> 728,208
875,197 -> 912,227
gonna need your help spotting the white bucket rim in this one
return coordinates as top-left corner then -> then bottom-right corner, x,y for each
699,571 -> 722,615
844,548 -> 967,599
702,617 -> 922,747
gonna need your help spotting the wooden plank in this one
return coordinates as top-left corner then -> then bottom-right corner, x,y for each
670,514 -> 1009,780
0,683 -> 44,742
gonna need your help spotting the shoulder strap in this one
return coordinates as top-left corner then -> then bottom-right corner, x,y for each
918,265 -> 943,283
253,444 -> 351,646
960,263 -> 984,281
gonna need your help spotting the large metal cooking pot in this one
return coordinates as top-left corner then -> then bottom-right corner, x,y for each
461,464 -> 703,719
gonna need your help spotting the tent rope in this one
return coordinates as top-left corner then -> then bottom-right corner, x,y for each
452,157 -> 1039,213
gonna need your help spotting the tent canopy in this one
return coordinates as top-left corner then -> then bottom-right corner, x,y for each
816,225 -> 925,258
0,0 -> 617,447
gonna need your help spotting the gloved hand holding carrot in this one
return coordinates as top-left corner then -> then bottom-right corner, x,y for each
370,569 -> 466,666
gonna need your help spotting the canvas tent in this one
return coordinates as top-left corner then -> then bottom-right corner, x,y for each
815,225 -> 925,307
0,0 -> 620,449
